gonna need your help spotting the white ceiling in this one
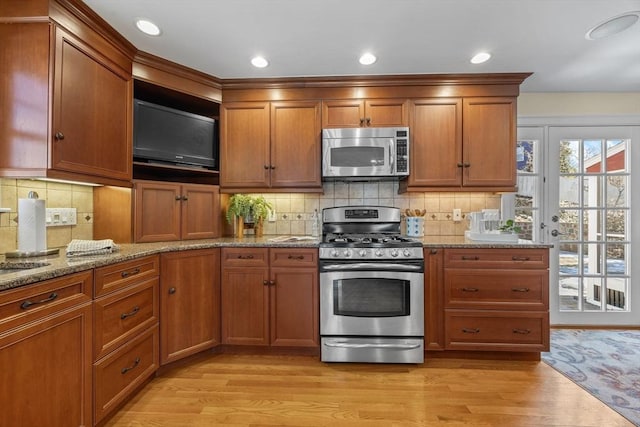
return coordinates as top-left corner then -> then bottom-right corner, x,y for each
83,0 -> 640,93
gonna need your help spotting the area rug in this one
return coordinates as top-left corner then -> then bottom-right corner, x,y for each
542,329 -> 640,426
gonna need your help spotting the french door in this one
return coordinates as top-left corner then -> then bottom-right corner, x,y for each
516,123 -> 639,326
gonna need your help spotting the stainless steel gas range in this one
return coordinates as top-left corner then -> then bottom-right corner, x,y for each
319,206 -> 424,363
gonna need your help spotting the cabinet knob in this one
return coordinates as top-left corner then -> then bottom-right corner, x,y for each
365,117 -> 371,126
175,196 -> 182,201
269,280 -> 275,286
463,163 -> 471,168
264,165 -> 270,170
429,249 -> 438,255
359,118 -> 365,126
263,280 -> 269,286
168,287 -> 176,294
54,132 -> 65,141
457,163 -> 464,168
270,165 -> 276,170
182,195 -> 188,201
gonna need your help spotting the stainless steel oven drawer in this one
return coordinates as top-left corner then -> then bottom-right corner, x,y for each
321,337 -> 424,363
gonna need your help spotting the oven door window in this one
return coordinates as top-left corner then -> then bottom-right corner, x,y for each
333,277 -> 410,317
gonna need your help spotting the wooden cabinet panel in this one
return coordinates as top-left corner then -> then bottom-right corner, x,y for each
94,278 -> 159,359
94,325 -> 159,424
322,99 -> 408,128
220,102 -> 270,188
270,101 -> 321,188
221,247 -> 319,348
94,255 -> 160,297
444,269 -> 548,311
462,97 -> 516,188
134,180 -> 220,242
52,26 -> 132,184
0,300 -> 92,427
409,99 -> 462,187
160,249 -> 221,364
181,183 -> 221,240
424,248 -> 445,351
270,268 -> 319,347
0,270 -> 92,333
444,248 -> 549,269
445,311 -> 549,352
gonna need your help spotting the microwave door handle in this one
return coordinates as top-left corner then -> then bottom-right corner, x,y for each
389,139 -> 395,173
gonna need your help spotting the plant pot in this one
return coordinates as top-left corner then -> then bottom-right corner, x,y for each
255,220 -> 264,237
235,217 -> 244,238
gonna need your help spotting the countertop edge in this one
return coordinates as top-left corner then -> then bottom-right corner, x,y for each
0,236 -> 552,292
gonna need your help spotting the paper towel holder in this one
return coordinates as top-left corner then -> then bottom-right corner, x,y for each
5,191 -> 60,259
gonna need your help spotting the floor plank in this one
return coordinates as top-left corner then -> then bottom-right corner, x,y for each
105,353 -> 634,426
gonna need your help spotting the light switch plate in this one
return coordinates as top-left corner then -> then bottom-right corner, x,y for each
46,208 -> 77,227
453,208 -> 462,222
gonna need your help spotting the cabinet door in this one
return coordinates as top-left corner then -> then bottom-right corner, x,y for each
181,183 -> 220,240
424,248 -> 445,351
160,249 -> 220,364
220,102 -> 270,188
52,26 -> 131,183
364,99 -> 408,127
0,304 -> 92,427
269,266 -> 319,347
221,266 -> 270,346
134,181 -> 181,242
462,97 -> 517,188
409,98 -> 462,187
270,101 -> 322,188
321,100 -> 365,128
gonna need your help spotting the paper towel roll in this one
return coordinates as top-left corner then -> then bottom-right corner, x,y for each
18,197 -> 47,252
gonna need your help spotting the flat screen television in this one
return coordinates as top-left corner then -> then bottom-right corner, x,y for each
133,99 -> 217,169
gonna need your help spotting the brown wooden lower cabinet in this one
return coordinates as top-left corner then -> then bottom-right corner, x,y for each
0,271 -> 93,427
221,247 -> 319,347
441,248 -> 550,353
160,248 -> 221,364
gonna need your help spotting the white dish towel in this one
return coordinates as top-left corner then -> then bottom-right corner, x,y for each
66,239 -> 119,257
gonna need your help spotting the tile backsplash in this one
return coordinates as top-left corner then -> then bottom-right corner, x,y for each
0,179 -> 94,254
0,178 -> 501,253
248,181 -> 501,236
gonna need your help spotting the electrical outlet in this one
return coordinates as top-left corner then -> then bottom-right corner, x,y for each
46,208 -> 77,227
452,208 -> 462,222
268,209 -> 277,222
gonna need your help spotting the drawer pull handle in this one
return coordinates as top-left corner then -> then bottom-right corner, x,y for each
512,256 -> 531,261
121,268 -> 141,278
237,255 -> 254,259
461,256 -> 480,261
168,287 -> 176,294
462,287 -> 479,292
512,287 -> 530,293
121,357 -> 141,375
20,292 -> 58,310
513,328 -> 531,335
462,328 -> 480,334
120,306 -> 140,320
288,255 -> 305,260
430,249 -> 438,254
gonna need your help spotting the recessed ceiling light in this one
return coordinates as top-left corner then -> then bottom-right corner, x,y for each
359,53 -> 377,65
251,56 -> 269,68
470,52 -> 491,64
135,19 -> 161,36
586,11 -> 640,40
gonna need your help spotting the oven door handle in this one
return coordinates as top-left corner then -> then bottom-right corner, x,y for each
324,340 -> 422,350
321,262 -> 423,272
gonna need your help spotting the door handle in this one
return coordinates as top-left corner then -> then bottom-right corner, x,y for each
551,229 -> 565,237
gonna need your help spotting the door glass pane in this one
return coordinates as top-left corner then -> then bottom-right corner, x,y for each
559,275 -> 580,311
560,140 -> 580,173
559,209 -> 579,241
582,209 -> 601,242
606,210 -> 626,240
606,175 -> 627,207
582,242 -> 602,275
583,176 -> 602,207
584,277 -> 603,311
584,139 -> 603,173
560,175 -> 580,205
606,243 -> 627,276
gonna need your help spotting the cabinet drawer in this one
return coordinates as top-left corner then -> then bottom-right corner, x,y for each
222,247 -> 269,267
270,248 -> 318,268
0,271 -> 92,333
94,278 -> 159,359
94,325 -> 159,424
444,248 -> 549,269
94,255 -> 160,297
445,310 -> 549,352
444,269 -> 548,310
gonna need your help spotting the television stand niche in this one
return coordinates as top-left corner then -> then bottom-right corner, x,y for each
133,161 -> 219,185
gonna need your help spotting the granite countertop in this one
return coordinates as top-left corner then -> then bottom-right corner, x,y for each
0,235 -> 551,292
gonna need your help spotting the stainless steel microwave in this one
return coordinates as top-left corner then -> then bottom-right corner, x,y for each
322,127 -> 409,180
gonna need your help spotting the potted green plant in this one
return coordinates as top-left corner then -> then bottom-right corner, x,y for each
249,196 -> 274,237
226,194 -> 252,238
498,219 -> 522,235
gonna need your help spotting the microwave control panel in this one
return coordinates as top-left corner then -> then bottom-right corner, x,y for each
395,129 -> 409,174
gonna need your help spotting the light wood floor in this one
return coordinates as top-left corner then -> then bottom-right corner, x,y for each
105,353 -> 633,427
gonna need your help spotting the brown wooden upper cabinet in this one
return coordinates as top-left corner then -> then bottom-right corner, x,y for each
0,17 -> 133,187
220,101 -> 322,192
134,180 -> 220,242
322,99 -> 409,128
405,97 -> 517,191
